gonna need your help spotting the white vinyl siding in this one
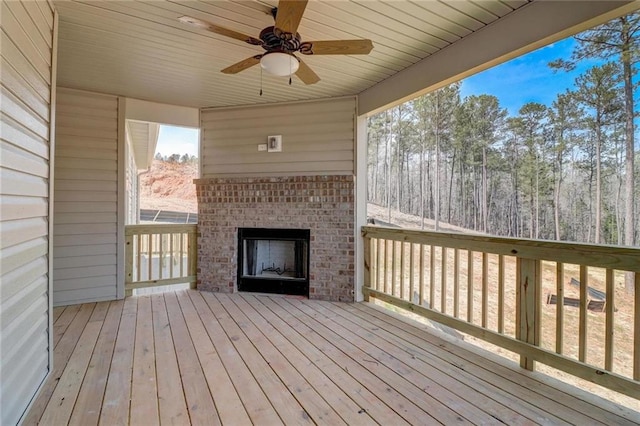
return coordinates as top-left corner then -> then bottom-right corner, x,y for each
0,1 -> 55,424
200,97 -> 355,177
53,88 -> 119,305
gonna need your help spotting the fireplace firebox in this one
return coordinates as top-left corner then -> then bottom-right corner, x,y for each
237,228 -> 310,296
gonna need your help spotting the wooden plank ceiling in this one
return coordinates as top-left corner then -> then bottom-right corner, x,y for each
54,0 -> 530,108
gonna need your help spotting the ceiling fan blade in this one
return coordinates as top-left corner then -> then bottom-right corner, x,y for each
221,55 -> 262,74
179,16 -> 262,46
275,0 -> 308,34
300,39 -> 374,55
295,58 -> 320,85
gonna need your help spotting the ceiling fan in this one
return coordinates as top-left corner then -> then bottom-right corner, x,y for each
178,0 -> 374,85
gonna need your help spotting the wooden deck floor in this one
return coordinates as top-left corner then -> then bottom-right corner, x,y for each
25,290 -> 639,425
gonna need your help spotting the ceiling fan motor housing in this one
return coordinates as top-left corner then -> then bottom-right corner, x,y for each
259,26 -> 302,53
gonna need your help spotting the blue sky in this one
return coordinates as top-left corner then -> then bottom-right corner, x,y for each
459,38 -> 599,115
155,125 -> 199,157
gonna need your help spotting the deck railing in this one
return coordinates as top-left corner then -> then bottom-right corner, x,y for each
362,225 -> 640,399
125,224 -> 197,296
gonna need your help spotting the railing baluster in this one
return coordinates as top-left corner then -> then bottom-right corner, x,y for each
169,233 -> 174,279
454,249 -> 460,318
137,235 -> 142,282
482,252 -> 488,328
604,268 -> 614,371
383,240 -> 389,294
391,240 -> 397,297
376,238 -> 382,292
370,238 -> 377,292
179,233 -> 184,277
409,243 -> 415,303
159,233 -> 164,280
148,233 -> 153,281
556,262 -> 564,354
400,242 -> 405,300
467,250 -> 473,324
498,254 -> 504,334
441,247 -> 447,314
429,245 -> 435,309
634,272 -> 640,381
579,265 -> 588,363
419,244 -> 425,306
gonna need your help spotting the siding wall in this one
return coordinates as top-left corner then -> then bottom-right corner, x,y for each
53,88 -> 120,305
0,1 -> 56,424
200,97 -> 356,177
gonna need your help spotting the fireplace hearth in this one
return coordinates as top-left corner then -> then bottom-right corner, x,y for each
237,228 -> 310,296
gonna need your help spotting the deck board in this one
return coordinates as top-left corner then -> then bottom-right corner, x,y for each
224,294 -> 378,426
216,293 -> 348,425
241,294 -> 407,425
201,292 -> 310,425
265,295 -> 441,424
348,301 -> 640,425
23,303 -> 95,426
292,297 -> 490,424
306,299 -> 532,424
99,297 -> 137,425
178,290 -> 250,425
331,301 -> 564,425
150,294 -> 190,425
26,290 -> 639,425
130,295 -> 160,425
164,291 -> 220,425
68,300 -> 123,426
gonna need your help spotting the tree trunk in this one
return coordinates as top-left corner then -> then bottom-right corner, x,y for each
420,134 -> 425,229
595,123 -> 602,245
621,20 -> 636,291
448,150 -> 456,224
482,146 -> 488,232
434,92 -> 441,231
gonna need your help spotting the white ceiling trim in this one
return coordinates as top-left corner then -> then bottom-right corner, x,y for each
358,0 -> 640,116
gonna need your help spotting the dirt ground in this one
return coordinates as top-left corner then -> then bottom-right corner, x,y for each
368,204 -> 640,413
139,160 -> 198,213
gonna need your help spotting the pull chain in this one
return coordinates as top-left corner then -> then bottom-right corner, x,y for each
259,66 -> 263,96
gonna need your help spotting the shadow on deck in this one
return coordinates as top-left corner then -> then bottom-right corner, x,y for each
25,290 -> 639,425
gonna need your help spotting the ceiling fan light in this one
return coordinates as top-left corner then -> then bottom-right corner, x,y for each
260,52 -> 299,76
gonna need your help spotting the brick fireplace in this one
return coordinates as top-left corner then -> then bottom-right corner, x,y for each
195,175 -> 355,301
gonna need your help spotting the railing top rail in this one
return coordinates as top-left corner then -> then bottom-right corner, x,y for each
125,223 -> 197,235
362,225 -> 640,273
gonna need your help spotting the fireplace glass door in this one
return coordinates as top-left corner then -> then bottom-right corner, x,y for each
237,228 -> 310,296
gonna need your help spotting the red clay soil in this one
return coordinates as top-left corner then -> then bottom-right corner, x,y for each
139,160 -> 197,213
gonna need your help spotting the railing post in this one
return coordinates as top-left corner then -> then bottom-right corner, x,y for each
516,257 -> 541,370
363,235 -> 371,302
188,230 -> 198,289
125,233 -> 134,297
